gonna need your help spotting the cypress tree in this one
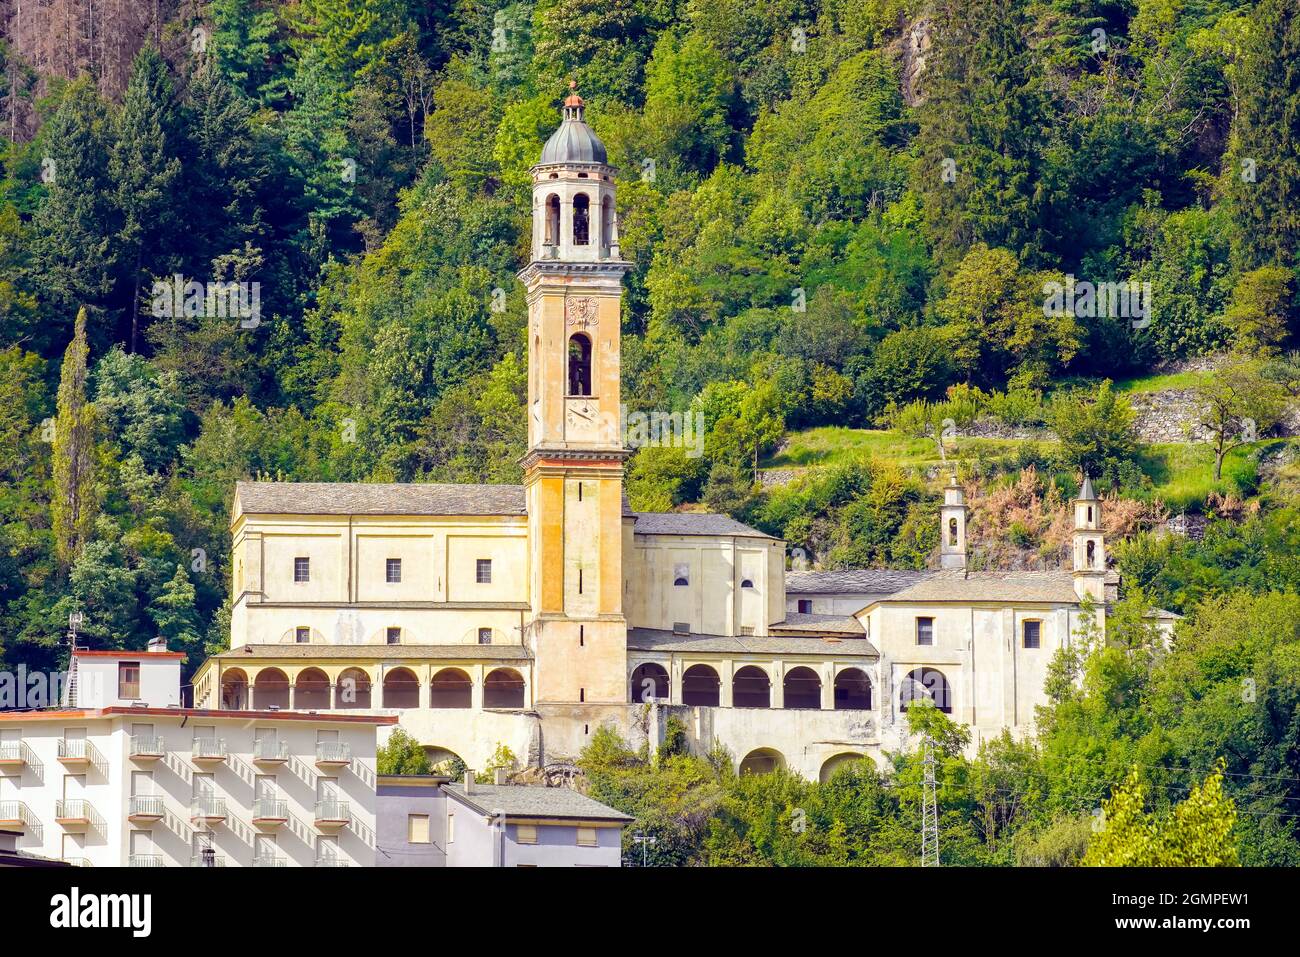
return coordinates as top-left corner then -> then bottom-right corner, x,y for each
51,307 -> 99,570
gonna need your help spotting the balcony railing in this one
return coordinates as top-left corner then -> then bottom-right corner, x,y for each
0,740 -> 35,768
252,798 -> 288,823
315,856 -> 349,867
128,795 -> 165,821
253,853 -> 287,868
314,799 -> 351,827
253,739 -> 289,764
0,801 -> 35,830
55,799 -> 103,831
129,854 -> 164,868
191,738 -> 227,763
189,854 -> 227,868
57,738 -> 100,765
61,857 -> 92,867
129,734 -> 165,760
315,742 -> 352,769
190,796 -> 228,824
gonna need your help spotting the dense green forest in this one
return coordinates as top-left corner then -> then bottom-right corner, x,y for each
3,0 -> 1300,863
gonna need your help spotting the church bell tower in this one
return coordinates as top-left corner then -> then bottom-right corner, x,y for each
519,85 -> 632,719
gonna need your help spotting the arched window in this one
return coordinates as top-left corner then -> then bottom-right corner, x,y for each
383,668 -> 420,709
740,579 -> 754,588
1086,540 -> 1096,568
568,334 -> 592,396
484,668 -> 526,708
573,193 -> 590,245
630,663 -> 669,703
899,667 -> 952,714
253,669 -> 289,710
430,668 -> 472,709
544,194 -> 560,246
783,666 -> 821,709
294,668 -> 331,710
682,665 -> 720,707
601,196 -> 614,250
336,668 -> 371,709
733,666 -> 771,709
834,668 -> 872,710
948,517 -> 959,546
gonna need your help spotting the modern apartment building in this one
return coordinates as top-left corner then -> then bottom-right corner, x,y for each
0,642 -> 394,867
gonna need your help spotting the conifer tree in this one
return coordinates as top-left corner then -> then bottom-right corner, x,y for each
51,307 -> 99,569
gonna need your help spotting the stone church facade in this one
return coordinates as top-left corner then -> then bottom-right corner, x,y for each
192,92 -> 1116,782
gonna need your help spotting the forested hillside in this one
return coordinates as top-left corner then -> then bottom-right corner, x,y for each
2,0 -> 1299,660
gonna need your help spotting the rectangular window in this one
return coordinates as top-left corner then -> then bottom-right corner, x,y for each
478,628 -> 492,645
916,617 -> 934,646
1023,620 -> 1041,649
118,662 -> 141,699
797,599 -> 812,614
386,627 -> 401,645
386,558 -> 402,583
295,627 -> 310,644
294,557 -> 310,582
516,824 -> 538,845
576,827 -> 597,847
476,559 -> 492,584
407,814 -> 430,844
447,813 -> 455,843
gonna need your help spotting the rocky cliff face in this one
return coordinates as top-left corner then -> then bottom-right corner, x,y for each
899,15 -> 933,107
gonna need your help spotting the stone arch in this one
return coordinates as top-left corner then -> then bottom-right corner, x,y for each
294,667 -> 331,710
819,752 -> 867,783
573,192 -> 590,245
484,668 -> 525,709
336,668 -> 372,709
732,665 -> 771,709
681,664 -> 720,707
738,747 -> 784,776
383,667 -> 420,709
900,667 -> 953,714
630,662 -> 669,703
834,668 -> 872,710
430,668 -> 472,709
544,194 -> 560,245
427,747 -> 465,775
783,666 -> 821,709
253,668 -> 289,710
220,668 -> 249,710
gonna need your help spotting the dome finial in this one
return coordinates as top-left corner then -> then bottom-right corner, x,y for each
563,79 -> 585,121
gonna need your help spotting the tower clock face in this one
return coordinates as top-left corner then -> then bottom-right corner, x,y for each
565,397 -> 600,441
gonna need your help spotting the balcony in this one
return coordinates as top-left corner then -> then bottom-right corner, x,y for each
57,738 -> 99,768
252,798 -> 288,827
55,799 -> 102,832
253,853 -> 287,868
252,739 -> 289,765
129,734 -> 165,762
191,738 -> 227,765
189,853 -> 227,868
61,857 -> 92,867
0,801 -> 35,831
314,799 -> 351,828
315,742 -> 352,771
129,854 -> 164,868
0,740 -> 35,770
315,856 -> 349,868
190,796 -> 228,826
127,795 -> 165,824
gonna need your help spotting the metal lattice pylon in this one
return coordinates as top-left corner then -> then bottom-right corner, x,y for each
920,735 -> 940,867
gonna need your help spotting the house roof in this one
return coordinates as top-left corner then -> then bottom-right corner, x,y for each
443,783 -> 632,823
212,644 -> 532,662
627,627 -> 877,657
769,613 -> 866,636
873,569 -> 1083,605
785,569 -> 934,595
235,481 -> 528,518
632,512 -> 776,539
